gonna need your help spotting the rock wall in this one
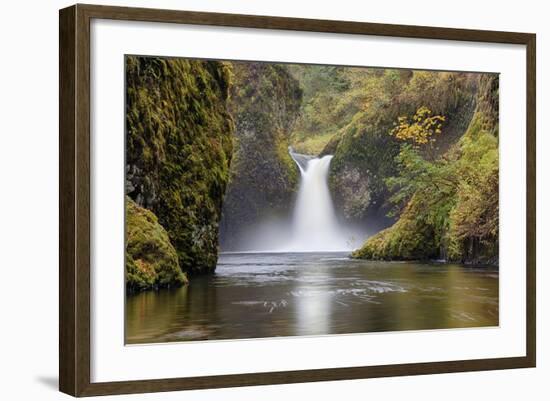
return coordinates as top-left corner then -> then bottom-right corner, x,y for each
352,74 -> 499,264
219,62 -> 303,250
125,56 -> 234,275
326,71 -> 478,226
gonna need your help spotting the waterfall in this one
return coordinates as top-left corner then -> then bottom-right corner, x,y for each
287,149 -> 351,252
224,149 -> 364,253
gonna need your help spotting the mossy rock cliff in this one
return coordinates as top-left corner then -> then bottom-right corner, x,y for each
219,62 -> 303,250
125,56 -> 234,274
126,197 -> 188,292
353,74 -> 499,264
327,70 -> 478,225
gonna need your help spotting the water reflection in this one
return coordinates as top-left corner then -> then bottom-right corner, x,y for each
294,263 -> 332,336
126,253 -> 499,344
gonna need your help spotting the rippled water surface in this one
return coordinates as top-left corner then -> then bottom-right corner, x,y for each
126,252 -> 499,344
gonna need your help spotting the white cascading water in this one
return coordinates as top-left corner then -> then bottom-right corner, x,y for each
287,149 -> 351,252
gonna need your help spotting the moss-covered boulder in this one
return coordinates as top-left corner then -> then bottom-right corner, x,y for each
125,56 -> 234,275
351,193 -> 440,260
126,197 -> 188,292
219,62 -> 303,250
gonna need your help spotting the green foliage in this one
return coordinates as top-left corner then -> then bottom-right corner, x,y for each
126,197 -> 188,292
125,56 -> 234,274
353,74 -> 499,263
329,69 -> 478,222
385,143 -> 458,217
288,65 -> 372,154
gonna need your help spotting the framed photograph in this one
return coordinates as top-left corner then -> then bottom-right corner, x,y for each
59,4 -> 536,397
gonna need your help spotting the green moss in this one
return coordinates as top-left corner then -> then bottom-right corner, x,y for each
287,65 -> 366,154
446,111 -> 499,263
353,74 -> 499,264
329,70 -> 478,222
351,194 -> 439,260
276,135 -> 299,184
126,197 -> 188,292
219,62 -> 303,249
125,56 -> 235,274
292,131 -> 335,155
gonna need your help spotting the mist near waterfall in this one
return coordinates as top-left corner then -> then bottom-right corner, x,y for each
226,150 -> 367,253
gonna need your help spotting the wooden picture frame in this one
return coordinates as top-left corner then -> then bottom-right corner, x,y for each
59,3 -> 536,397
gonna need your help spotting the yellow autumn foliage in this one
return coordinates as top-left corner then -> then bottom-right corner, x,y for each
390,106 -> 446,146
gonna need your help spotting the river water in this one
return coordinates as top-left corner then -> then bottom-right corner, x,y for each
126,252 -> 498,344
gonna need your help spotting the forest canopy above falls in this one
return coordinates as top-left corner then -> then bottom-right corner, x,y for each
124,56 -> 499,291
